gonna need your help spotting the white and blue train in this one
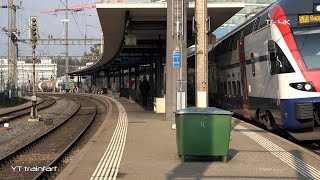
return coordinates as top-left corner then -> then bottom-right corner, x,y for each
188,0 -> 320,140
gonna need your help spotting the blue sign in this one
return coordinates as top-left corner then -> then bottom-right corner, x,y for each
173,50 -> 181,68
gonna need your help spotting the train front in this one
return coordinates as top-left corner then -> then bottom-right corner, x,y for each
271,0 -> 320,135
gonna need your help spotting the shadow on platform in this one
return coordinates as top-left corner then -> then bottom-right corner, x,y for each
167,149 -> 239,180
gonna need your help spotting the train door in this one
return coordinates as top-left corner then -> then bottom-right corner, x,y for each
239,31 -> 250,118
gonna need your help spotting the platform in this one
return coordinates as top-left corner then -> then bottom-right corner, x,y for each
57,94 -> 320,180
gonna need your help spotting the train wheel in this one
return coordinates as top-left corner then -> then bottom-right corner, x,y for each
315,117 -> 320,127
257,110 -> 265,125
264,112 -> 274,131
258,110 -> 275,131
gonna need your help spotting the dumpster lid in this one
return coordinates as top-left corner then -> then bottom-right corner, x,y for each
176,107 -> 233,115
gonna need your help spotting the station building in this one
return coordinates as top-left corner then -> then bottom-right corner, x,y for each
0,58 -> 57,91
68,0 -> 246,120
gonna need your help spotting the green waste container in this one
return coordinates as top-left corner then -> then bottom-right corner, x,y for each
175,107 -> 233,162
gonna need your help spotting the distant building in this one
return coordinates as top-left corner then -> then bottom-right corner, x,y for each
0,58 -> 57,90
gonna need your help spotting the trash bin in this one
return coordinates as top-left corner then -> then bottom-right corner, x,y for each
175,107 -> 233,162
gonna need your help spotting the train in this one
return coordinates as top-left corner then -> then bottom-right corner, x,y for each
188,0 -> 320,140
25,81 -> 75,92
38,81 -> 59,92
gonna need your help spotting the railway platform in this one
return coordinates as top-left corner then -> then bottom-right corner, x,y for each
57,94 -> 320,180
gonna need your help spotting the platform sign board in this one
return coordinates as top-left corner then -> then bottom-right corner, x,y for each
173,50 -> 181,68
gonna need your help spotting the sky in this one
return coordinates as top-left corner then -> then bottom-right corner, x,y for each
0,0 -> 103,57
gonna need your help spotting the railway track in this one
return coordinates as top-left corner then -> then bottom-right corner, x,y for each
0,97 -> 56,123
299,141 -> 320,156
0,96 -> 97,180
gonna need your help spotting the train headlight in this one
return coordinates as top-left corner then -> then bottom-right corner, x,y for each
314,4 -> 320,12
305,83 -> 312,91
297,84 -> 303,90
316,5 -> 320,12
289,82 -> 316,92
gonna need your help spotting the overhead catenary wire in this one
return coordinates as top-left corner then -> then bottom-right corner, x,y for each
59,0 -> 85,39
1,0 -> 100,58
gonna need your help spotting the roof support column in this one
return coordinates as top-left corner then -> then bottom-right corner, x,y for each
128,65 -> 133,101
156,38 -> 163,97
107,68 -> 110,89
149,53 -> 154,105
166,0 -> 187,121
135,63 -> 139,101
195,0 -> 208,107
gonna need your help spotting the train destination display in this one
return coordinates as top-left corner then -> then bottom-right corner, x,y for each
299,14 -> 320,25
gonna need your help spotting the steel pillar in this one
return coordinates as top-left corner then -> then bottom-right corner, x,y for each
166,0 -> 187,121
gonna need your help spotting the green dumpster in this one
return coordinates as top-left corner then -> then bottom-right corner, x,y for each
175,107 -> 233,162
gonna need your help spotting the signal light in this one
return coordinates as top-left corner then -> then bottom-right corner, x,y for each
29,16 -> 38,41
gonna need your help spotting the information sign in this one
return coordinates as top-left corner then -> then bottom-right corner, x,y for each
173,50 -> 181,68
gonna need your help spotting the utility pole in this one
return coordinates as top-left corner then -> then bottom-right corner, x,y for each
166,0 -> 187,123
0,58 -> 2,92
12,1 -> 20,94
64,0 -> 69,84
174,0 -> 185,112
195,0 -> 208,107
40,1 -> 105,80
1,0 -> 21,97
7,0 -> 12,98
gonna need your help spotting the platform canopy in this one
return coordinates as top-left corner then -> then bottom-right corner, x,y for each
69,1 -> 245,76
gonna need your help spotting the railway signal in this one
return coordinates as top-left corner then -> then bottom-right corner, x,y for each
29,16 -> 39,42
28,16 -> 39,122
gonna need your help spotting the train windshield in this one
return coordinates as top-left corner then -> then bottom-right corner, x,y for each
292,26 -> 320,70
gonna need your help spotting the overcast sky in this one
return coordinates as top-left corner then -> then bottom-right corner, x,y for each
0,0 -> 109,57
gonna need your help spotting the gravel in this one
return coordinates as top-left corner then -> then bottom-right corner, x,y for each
0,95 -> 79,157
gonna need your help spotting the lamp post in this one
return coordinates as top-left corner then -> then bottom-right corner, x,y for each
1,27 -> 9,94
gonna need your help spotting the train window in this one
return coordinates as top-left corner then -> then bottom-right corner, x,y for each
229,36 -> 234,51
218,44 -> 223,54
222,42 -> 227,54
237,81 -> 241,96
268,40 -> 295,74
232,33 -> 239,50
258,13 -> 269,29
252,17 -> 260,32
251,53 -> 256,77
276,45 -> 295,73
226,37 -> 232,52
239,31 -> 244,46
232,81 -> 236,96
244,21 -> 255,36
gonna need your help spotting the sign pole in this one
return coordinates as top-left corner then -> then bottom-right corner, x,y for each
28,41 -> 39,121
